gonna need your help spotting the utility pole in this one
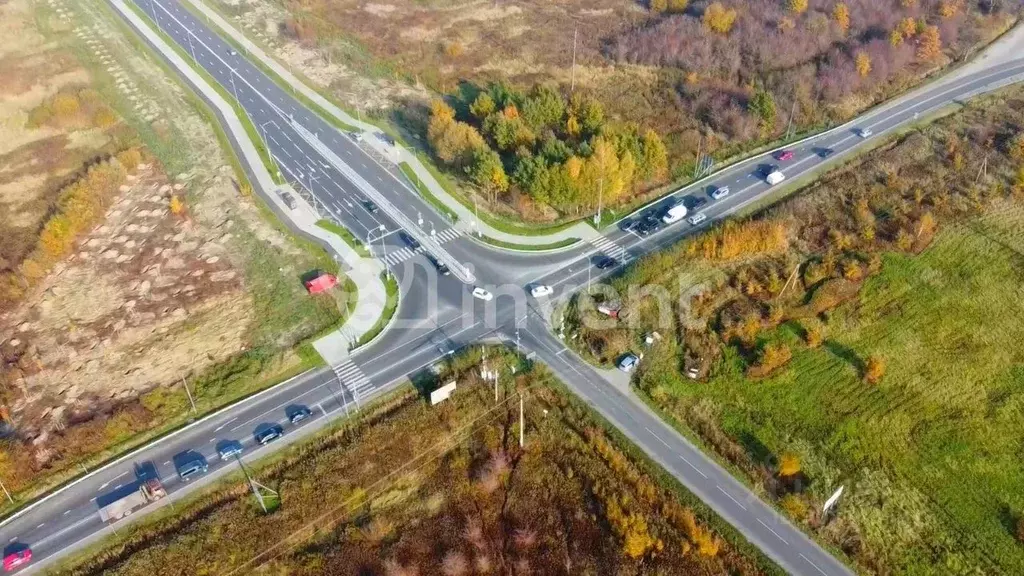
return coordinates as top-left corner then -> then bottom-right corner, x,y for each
785,99 -> 798,141
693,134 -> 702,178
180,376 -> 197,414
0,477 -> 13,504
593,177 -> 603,226
236,458 -> 277,514
519,392 -> 524,448
570,25 -> 578,93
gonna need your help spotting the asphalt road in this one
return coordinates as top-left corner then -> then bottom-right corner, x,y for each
4,0 -> 1024,573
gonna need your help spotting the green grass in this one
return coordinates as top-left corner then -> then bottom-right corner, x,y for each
351,272 -> 399,349
316,219 -> 370,257
476,234 -> 579,252
646,211 -> 1024,574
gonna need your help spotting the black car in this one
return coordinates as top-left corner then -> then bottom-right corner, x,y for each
688,196 -> 708,210
400,231 -> 421,250
595,255 -> 618,270
288,406 -> 313,425
426,253 -> 450,276
818,147 -> 835,159
363,200 -> 379,214
760,164 -> 780,177
255,424 -> 284,445
636,218 -> 660,236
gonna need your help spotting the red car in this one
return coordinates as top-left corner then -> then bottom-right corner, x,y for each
3,548 -> 31,572
775,150 -> 795,161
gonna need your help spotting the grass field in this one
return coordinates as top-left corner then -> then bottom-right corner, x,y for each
53,349 -> 779,576
655,208 -> 1024,573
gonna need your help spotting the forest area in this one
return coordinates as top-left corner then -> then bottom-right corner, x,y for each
563,84 -> 1024,573
257,0 -> 1020,223
55,349 -> 780,576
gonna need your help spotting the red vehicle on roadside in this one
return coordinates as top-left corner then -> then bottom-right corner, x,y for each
775,149 -> 795,161
3,547 -> 31,572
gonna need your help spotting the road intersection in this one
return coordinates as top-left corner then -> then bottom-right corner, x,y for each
4,0 -> 1024,573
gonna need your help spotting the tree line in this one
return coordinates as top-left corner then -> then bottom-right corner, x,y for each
427,83 -> 669,217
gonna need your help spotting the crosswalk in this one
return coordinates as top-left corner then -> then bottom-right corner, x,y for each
381,246 -> 421,266
332,358 -> 374,402
589,234 -> 630,262
433,227 -> 463,243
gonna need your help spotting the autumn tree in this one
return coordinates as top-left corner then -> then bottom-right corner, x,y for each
787,0 -> 808,14
832,2 -> 850,33
466,147 -> 509,202
855,52 -> 872,77
469,93 -> 495,120
169,194 -> 186,216
803,323 -> 824,347
917,25 -> 942,60
521,85 -> 566,131
898,17 -> 918,39
1007,132 -> 1024,162
864,354 -> 886,383
890,29 -> 905,47
650,0 -> 668,12
667,0 -> 689,12
781,494 -> 808,520
703,2 -> 737,34
428,99 -> 486,168
939,0 -> 960,18
778,453 -> 801,477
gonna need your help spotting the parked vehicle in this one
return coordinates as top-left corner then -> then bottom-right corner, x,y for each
472,287 -> 493,301
279,191 -> 297,210
662,203 -> 688,224
255,425 -> 284,445
176,455 -> 208,481
636,217 -> 660,236
775,150 -> 794,161
617,353 -> 640,373
98,478 -> 167,522
2,548 -> 31,572
687,213 -> 707,226
710,186 -> 730,200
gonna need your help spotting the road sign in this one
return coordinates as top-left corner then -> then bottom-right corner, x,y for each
430,381 -> 457,405
822,485 -> 844,515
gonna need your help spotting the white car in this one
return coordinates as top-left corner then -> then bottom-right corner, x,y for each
687,213 -> 707,226
530,284 -> 553,298
857,127 -> 872,138
617,353 -> 640,373
472,287 -> 493,301
711,186 -> 730,200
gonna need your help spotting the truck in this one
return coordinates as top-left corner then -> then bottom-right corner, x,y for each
765,170 -> 785,185
661,203 -> 688,224
98,478 -> 166,522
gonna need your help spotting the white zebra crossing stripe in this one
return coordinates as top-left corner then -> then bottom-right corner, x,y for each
589,235 -> 629,261
332,360 -> 374,397
434,228 -> 463,243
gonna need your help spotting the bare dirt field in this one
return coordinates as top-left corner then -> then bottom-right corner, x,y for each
0,0 -> 345,507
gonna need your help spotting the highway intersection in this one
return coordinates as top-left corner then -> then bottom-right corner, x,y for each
4,0 -> 1024,573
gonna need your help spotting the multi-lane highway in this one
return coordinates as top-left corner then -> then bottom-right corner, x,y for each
4,0 -> 1024,572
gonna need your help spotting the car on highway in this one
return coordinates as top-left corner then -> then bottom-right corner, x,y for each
687,196 -> 708,210
216,440 -> 244,460
255,424 -> 284,446
710,186 -> 730,200
175,454 -> 208,482
228,49 -> 237,57
288,406 -> 313,425
818,147 -> 835,158
687,213 -> 707,226
472,287 -> 493,301
400,231 -> 421,250
530,284 -> 554,298
775,149 -> 794,161
635,217 -> 660,236
363,200 -> 379,214
856,127 -> 872,138
3,547 -> 31,572
617,353 -> 640,373
426,253 -> 450,276
595,255 -> 618,270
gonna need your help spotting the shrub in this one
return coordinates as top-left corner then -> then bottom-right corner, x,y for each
747,343 -> 792,378
1016,516 -> 1024,544
703,2 -> 737,34
917,25 -> 942,60
787,0 -> 808,14
26,104 -> 52,128
780,493 -> 808,520
832,3 -> 850,33
169,195 -> 186,216
864,354 -> 886,383
93,108 -> 118,129
855,52 -> 872,77
778,453 -> 801,477
51,93 -> 81,122
804,323 -> 823,348
116,148 -> 143,172
650,0 -> 668,12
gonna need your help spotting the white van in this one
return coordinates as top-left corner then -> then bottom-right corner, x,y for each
662,203 -> 688,224
765,170 -> 786,185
